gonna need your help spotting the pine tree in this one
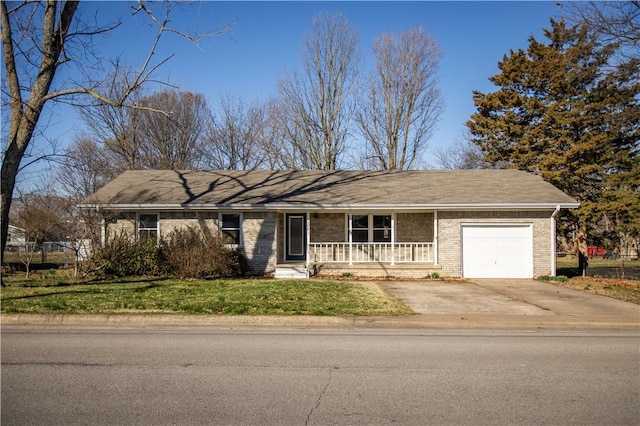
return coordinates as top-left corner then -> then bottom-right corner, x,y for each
467,19 -> 639,274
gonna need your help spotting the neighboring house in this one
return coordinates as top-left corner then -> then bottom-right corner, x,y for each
79,169 -> 579,279
6,225 -> 26,249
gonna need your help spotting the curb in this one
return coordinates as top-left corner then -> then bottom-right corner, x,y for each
2,313 -> 639,331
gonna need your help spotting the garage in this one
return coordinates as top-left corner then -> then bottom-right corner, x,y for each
462,224 -> 533,278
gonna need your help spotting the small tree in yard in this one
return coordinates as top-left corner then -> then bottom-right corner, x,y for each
18,241 -> 37,278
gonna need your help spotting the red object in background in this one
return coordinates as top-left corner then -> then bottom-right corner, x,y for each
587,246 -> 606,258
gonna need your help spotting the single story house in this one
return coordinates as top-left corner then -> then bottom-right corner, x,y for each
79,169 -> 579,279
6,225 -> 26,249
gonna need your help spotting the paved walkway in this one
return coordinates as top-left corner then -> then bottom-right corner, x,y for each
2,279 -> 639,331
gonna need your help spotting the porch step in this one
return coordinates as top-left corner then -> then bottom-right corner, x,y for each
275,265 -> 308,279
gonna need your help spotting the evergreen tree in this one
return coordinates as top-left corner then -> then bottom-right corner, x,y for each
467,19 -> 639,274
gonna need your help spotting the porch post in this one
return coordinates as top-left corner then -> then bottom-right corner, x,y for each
391,212 -> 395,265
306,212 -> 310,278
433,210 -> 438,264
348,214 -> 353,265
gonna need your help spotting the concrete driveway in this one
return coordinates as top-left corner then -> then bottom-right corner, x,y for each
375,279 -> 640,317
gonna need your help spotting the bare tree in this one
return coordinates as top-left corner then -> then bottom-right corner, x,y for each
1,1 -> 226,271
79,86 -> 209,171
78,76 -> 145,172
258,98 -> 299,170
435,131 -> 490,170
277,12 -> 360,170
57,135 -> 116,200
135,90 -> 210,169
560,1 -> 639,60
356,27 -> 444,170
201,94 -> 265,170
13,189 -> 100,278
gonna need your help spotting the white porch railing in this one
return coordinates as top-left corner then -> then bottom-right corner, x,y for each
309,242 -> 434,264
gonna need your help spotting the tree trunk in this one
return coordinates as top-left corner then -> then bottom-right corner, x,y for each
576,224 -> 589,276
0,143 -> 24,285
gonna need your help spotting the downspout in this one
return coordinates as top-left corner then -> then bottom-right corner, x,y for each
551,205 -> 560,277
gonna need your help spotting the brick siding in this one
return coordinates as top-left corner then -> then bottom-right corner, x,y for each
437,210 -> 553,277
242,211 -> 278,274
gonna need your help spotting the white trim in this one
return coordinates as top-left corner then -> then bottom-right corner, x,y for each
101,217 -> 106,248
433,210 -> 438,265
306,213 -> 310,278
390,212 -> 395,265
348,214 -> 353,265
79,202 -> 580,211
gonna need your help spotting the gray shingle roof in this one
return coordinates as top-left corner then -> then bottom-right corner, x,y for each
80,169 -> 578,210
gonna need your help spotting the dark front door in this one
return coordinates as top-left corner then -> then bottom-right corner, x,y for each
286,214 -> 306,261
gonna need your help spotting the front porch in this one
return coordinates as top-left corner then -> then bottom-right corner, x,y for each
274,212 -> 438,279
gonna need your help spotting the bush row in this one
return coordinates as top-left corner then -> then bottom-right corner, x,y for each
90,226 -> 249,279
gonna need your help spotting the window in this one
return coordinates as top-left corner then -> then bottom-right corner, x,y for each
350,214 -> 392,243
373,215 -> 391,242
351,215 -> 368,242
137,213 -> 159,242
220,213 -> 241,245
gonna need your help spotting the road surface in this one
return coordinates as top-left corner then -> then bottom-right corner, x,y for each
2,327 -> 639,425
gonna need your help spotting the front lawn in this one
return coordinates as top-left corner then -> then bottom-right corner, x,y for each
0,278 -> 414,316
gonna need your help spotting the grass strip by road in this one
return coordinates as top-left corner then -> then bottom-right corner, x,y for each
0,278 -> 414,316
546,276 -> 640,305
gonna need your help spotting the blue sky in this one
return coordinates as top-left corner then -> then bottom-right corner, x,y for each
28,1 -> 562,184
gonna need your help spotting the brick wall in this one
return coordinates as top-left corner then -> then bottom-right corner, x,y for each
396,213 -> 434,242
277,213 -> 285,264
159,212 -> 217,240
107,211 -> 278,275
106,212 -> 135,241
310,213 -> 345,242
437,210 -> 553,277
242,211 -> 278,274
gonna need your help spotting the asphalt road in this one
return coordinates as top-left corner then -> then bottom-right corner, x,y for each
2,327 -> 639,425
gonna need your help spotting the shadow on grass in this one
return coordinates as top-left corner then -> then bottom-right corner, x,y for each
6,276 -> 167,289
1,281 -> 164,301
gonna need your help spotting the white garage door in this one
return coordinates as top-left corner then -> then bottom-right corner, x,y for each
462,224 -> 533,278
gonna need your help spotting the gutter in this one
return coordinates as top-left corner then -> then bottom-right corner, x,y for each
78,202 -> 581,211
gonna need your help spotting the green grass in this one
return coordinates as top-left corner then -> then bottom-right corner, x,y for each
0,278 -> 414,316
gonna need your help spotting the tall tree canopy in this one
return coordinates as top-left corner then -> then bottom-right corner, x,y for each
467,19 -> 639,272
276,12 -> 360,170
201,94 -> 266,171
356,27 -> 444,170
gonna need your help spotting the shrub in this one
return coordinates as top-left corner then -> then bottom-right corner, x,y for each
163,226 -> 248,279
90,231 -> 167,277
537,275 -> 569,282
